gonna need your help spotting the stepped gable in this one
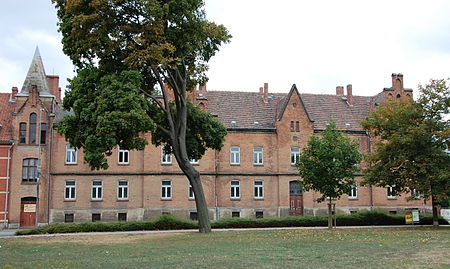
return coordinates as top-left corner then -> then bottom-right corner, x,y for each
20,47 -> 50,94
207,91 -> 285,130
300,93 -> 372,131
0,93 -> 16,142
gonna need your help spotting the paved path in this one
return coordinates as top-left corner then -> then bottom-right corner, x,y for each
2,225 -> 448,239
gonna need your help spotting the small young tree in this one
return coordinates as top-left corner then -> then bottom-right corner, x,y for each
362,79 -> 450,226
297,121 -> 362,228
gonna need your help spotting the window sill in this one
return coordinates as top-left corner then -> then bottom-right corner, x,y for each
253,164 -> 264,166
21,182 -> 38,185
254,198 -> 264,201
387,197 -> 397,200
64,199 -> 76,202
188,198 -> 195,201
91,199 -> 103,202
161,198 -> 172,201
118,163 -> 130,166
117,199 -> 129,202
348,198 -> 358,200
230,163 -> 240,166
161,163 -> 172,166
230,198 -> 241,201
65,163 -> 78,165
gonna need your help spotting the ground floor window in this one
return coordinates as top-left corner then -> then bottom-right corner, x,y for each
92,213 -> 101,222
118,213 -> 127,221
256,211 -> 264,218
190,212 -> 198,221
232,211 -> 240,218
65,213 -> 74,223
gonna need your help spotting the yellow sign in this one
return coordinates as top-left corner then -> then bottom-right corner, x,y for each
24,204 -> 36,213
405,210 -> 413,224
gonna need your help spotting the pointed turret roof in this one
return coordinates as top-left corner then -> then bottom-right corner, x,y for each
21,46 -> 50,94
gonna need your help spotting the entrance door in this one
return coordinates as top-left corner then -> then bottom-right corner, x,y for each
289,181 -> 303,216
20,197 -> 37,227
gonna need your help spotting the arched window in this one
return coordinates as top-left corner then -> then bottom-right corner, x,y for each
29,113 -> 37,144
19,122 -> 27,143
396,94 -> 401,99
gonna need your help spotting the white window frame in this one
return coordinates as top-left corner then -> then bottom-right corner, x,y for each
117,180 -> 129,200
230,146 -> 240,165
161,147 -> 172,164
230,180 -> 240,199
118,149 -> 129,164
161,180 -> 172,200
291,147 -> 300,165
387,185 -> 396,199
348,185 -> 357,199
65,144 -> 77,164
189,159 -> 199,164
92,180 -> 103,200
253,147 -> 263,165
254,180 -> 264,199
189,184 -> 195,199
65,180 -> 76,200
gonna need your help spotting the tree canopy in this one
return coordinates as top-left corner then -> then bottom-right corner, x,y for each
53,0 -> 231,232
361,79 -> 450,225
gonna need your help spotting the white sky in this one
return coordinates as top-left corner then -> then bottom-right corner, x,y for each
1,0 -> 450,97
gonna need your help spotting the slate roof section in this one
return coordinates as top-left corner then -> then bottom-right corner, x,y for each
0,93 -> 16,143
21,46 -> 50,95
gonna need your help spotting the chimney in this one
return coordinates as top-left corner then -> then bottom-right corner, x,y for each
198,83 -> 207,97
47,75 -> 61,103
392,73 -> 403,91
347,84 -> 353,106
11,87 -> 18,99
336,86 -> 344,96
259,87 -> 263,94
263,83 -> 269,103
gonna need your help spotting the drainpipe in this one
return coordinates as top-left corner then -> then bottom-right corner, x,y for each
367,133 -> 374,210
4,142 -> 14,227
214,150 -> 219,220
47,100 -> 56,224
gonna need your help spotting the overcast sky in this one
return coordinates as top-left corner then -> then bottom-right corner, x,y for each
1,0 -> 449,97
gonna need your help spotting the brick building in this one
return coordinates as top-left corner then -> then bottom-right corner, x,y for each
1,49 -> 429,228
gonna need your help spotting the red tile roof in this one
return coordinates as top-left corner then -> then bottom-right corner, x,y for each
0,93 -> 16,143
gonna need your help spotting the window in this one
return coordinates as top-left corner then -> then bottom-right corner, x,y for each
161,147 -> 172,164
92,180 -> 103,200
253,147 -> 263,165
40,123 -> 46,144
295,121 -> 300,132
230,146 -> 240,165
256,211 -> 264,218
64,213 -> 74,223
22,158 -> 39,182
389,210 -> 397,215
290,121 -> 295,132
92,213 -> 101,222
348,185 -> 357,199
65,180 -> 76,200
189,184 -> 195,199
29,113 -> 37,144
190,159 -> 199,164
118,213 -> 127,221
254,180 -> 264,199
161,180 -> 172,199
291,147 -> 300,165
118,149 -> 129,164
19,122 -> 26,143
350,210 -> 358,215
387,185 -> 396,199
190,212 -> 198,221
65,144 -> 77,164
232,211 -> 240,218
411,189 -> 422,198
117,180 -> 128,200
230,180 -> 240,199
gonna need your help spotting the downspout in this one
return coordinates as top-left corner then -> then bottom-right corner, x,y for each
214,150 -> 219,220
367,132 -> 374,210
4,142 -> 14,226
47,108 -> 55,224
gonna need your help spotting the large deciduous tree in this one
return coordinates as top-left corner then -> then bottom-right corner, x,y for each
361,79 -> 450,226
297,121 -> 362,228
52,0 -> 231,233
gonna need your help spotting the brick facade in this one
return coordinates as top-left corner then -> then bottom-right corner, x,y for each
1,50 -> 430,228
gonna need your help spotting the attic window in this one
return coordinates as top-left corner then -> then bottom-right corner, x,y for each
341,96 -> 348,101
198,93 -> 203,97
345,123 -> 352,128
231,121 -> 237,126
254,121 -> 259,125
292,102 -> 297,107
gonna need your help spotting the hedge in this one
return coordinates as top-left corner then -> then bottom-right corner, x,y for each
15,211 -> 448,236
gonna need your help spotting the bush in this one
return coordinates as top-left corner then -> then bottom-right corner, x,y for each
15,211 -> 448,236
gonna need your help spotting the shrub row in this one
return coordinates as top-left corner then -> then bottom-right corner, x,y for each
16,211 -> 448,236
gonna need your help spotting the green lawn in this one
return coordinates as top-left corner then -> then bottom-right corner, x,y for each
1,227 -> 450,269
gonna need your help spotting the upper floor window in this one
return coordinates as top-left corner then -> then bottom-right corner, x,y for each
348,185 -> 358,199
29,113 -> 37,144
295,121 -> 300,132
411,189 -> 422,199
230,180 -> 240,199
253,147 -> 263,165
19,123 -> 26,143
92,180 -> 103,200
290,121 -> 295,132
161,147 -> 172,164
65,180 -> 76,200
22,158 -> 38,182
118,149 -> 129,164
387,185 -> 396,199
230,146 -> 240,165
117,180 -> 128,200
291,147 -> 300,165
161,180 -> 172,199
40,123 -> 46,145
65,144 -> 77,164
254,180 -> 264,199
190,159 -> 199,165
189,184 -> 195,199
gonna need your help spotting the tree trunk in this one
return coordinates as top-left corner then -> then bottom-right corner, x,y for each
327,197 -> 332,229
185,167 -> 211,233
432,196 -> 439,227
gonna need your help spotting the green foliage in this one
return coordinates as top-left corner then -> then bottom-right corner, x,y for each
297,121 -> 362,202
361,79 -> 450,203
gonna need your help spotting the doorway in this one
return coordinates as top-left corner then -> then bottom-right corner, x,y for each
289,181 -> 303,216
20,197 -> 37,227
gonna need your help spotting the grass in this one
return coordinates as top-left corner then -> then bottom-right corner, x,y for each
1,227 -> 450,269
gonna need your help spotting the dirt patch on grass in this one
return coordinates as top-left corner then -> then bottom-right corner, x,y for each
10,232 -> 185,245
